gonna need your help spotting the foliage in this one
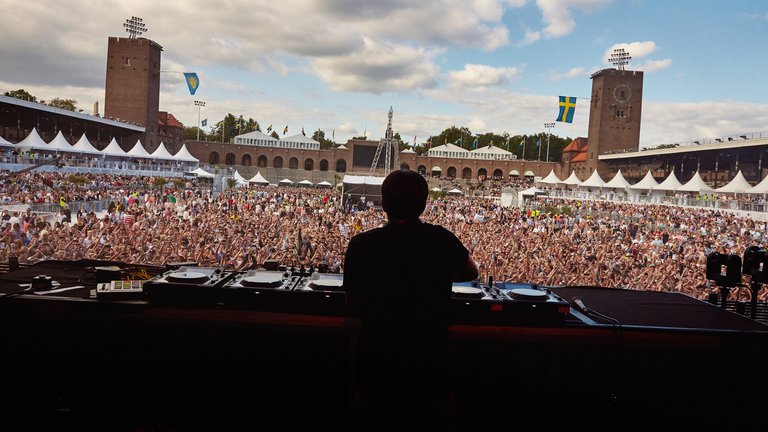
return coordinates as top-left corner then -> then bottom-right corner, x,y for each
209,114 -> 261,143
4,89 -> 36,102
422,126 -> 572,162
48,97 -> 77,111
311,129 -> 336,150
183,126 -> 208,141
153,177 -> 167,191
226,177 -> 238,190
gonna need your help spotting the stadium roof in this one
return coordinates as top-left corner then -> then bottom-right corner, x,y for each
599,136 -> 768,160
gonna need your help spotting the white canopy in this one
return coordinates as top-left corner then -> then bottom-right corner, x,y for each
189,167 -> 215,178
173,144 -> 199,162
0,134 -> 14,147
447,188 -> 463,195
630,170 -> 660,190
715,170 -> 752,194
16,128 -> 49,151
537,169 -> 562,185
430,166 -> 442,172
580,170 -> 606,188
509,169 -> 520,176
126,141 -> 153,159
279,178 -> 294,184
746,174 -> 768,194
341,175 -> 385,186
248,171 -> 270,184
431,187 -> 442,192
520,186 -> 545,196
101,138 -> 128,157
298,179 -> 313,186
678,171 -> 714,193
524,170 -> 535,177
151,142 -> 176,160
562,171 -> 582,186
656,171 -> 683,191
233,170 -> 249,185
317,180 -> 333,187
604,170 -> 631,189
71,134 -> 102,155
48,131 -> 74,152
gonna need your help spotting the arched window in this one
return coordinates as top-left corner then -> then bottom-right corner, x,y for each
492,168 -> 503,179
208,152 -> 219,165
257,155 -> 268,167
417,165 -> 426,175
225,153 -> 236,166
319,159 -> 329,171
274,156 -> 283,169
462,167 -> 472,179
446,166 -> 457,178
241,154 -> 252,166
289,157 -> 299,169
336,159 -> 347,172
304,158 -> 314,171
478,168 -> 487,179
400,163 -> 410,170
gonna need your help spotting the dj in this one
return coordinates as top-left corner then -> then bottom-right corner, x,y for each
344,169 -> 478,430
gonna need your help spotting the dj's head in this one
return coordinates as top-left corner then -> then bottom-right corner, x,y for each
381,169 -> 428,221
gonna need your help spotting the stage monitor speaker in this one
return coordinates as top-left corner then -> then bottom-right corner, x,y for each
264,260 -> 279,271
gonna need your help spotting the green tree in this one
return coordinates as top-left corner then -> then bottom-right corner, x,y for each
226,177 -> 238,190
210,114 -> 261,143
183,126 -> 207,141
311,130 -> 336,150
4,89 -> 36,102
48,97 -> 77,111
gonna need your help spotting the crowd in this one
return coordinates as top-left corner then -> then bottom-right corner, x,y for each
2,173 -> 767,302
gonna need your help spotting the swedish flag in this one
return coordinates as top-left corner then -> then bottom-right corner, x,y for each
183,73 -> 200,95
283,126 -> 288,135
556,96 -> 576,123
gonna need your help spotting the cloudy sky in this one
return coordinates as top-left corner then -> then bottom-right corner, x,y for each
1,0 -> 767,148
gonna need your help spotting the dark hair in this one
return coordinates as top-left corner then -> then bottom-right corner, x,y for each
381,169 -> 428,221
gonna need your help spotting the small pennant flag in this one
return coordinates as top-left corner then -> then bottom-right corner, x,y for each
556,96 -> 577,123
183,73 -> 200,95
201,119 -> 207,127
267,125 -> 272,133
301,127 -> 305,136
283,126 -> 288,135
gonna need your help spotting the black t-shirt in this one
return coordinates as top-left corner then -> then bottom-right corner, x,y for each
344,220 -> 470,396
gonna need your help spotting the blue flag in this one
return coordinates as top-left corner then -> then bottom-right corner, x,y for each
184,73 -> 200,95
556,96 -> 576,123
201,119 -> 207,127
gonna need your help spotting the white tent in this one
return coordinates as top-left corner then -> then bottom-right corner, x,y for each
279,178 -> 294,184
101,138 -> 128,157
562,171 -> 582,186
746,175 -> 768,194
233,170 -> 249,185
520,186 -> 545,196
151,142 -> 176,160
48,131 -> 75,153
431,187 -> 442,192
16,128 -> 49,151
173,144 -> 200,163
447,188 -> 463,195
580,170 -> 606,188
0,134 -> 14,148
298,179 -> 313,186
656,171 -> 683,191
715,170 -> 752,194
537,169 -> 562,185
316,180 -> 333,187
71,134 -> 102,155
126,141 -> 153,159
678,171 -> 714,193
248,171 -> 270,184
604,170 -> 631,189
630,170 -> 660,190
189,167 -> 215,178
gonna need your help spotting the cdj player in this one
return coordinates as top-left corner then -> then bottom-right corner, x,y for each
451,280 -> 570,326
293,272 -> 346,316
220,269 -> 301,311
143,266 -> 235,305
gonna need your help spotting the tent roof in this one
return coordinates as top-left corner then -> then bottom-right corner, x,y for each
580,170 -> 606,188
447,188 -> 463,195
48,131 -> 74,152
281,134 -> 319,144
0,134 -> 13,148
298,179 -> 313,185
537,169 -> 562,185
630,170 -> 660,190
715,170 -> 752,193
17,128 -> 49,150
189,167 -> 215,178
317,180 -> 333,187
278,178 -> 294,184
248,171 -> 269,184
233,170 -> 249,185
520,186 -> 544,196
656,171 -> 683,191
342,175 -> 385,185
562,171 -> 582,186
173,143 -> 199,162
604,169 -> 631,188
336,144 -> 348,150
471,145 -> 512,155
126,141 -> 153,158
71,133 -> 102,155
400,147 -> 416,154
101,138 -> 128,157
428,143 -> 469,153
151,142 -> 176,160
746,174 -> 768,194
236,130 -> 277,141
677,171 -> 714,192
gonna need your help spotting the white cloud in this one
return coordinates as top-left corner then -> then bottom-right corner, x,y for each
603,41 -> 658,63
550,66 -> 588,81
536,0 -> 613,38
640,59 -> 672,72
312,38 -> 440,93
448,64 -> 522,88
520,29 -> 542,45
